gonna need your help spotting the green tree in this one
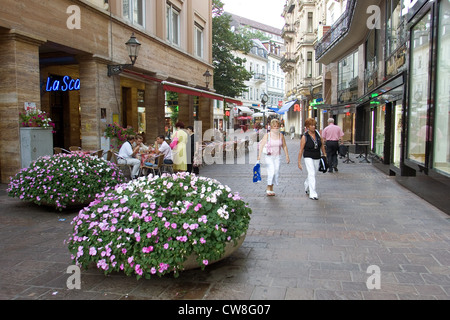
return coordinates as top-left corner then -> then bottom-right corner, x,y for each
212,0 -> 253,98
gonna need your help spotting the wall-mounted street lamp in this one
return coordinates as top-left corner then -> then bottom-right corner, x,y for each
203,69 -> 212,89
108,33 -> 141,77
261,92 -> 269,127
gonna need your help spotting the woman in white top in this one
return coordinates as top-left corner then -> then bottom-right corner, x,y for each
117,135 -> 141,179
257,119 -> 290,196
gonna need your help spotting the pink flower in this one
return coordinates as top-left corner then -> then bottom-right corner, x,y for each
203,260 -> 209,266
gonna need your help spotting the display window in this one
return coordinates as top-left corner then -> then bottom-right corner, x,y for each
433,0 -> 450,176
407,11 -> 431,165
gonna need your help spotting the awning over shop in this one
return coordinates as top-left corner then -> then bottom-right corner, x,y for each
237,106 -> 254,114
273,100 -> 298,114
252,111 -> 277,118
161,81 -> 243,106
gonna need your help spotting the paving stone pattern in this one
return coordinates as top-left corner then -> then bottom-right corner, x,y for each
0,138 -> 449,300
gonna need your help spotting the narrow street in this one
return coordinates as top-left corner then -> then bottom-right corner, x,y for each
1,137 -> 449,300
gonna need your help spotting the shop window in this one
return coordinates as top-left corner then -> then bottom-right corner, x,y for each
365,29 -> 378,92
407,11 -> 431,165
393,102 -> 403,167
386,0 -> 402,57
337,51 -> 358,104
137,90 -> 145,134
123,0 -> 145,27
167,2 -> 180,46
433,1 -> 450,176
374,105 -> 386,158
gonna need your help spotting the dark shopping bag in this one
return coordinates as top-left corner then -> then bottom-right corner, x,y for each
253,162 -> 261,183
318,156 -> 328,173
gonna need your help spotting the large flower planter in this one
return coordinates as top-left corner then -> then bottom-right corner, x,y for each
182,233 -> 246,270
20,127 -> 53,168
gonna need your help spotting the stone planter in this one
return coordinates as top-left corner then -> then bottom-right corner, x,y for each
20,127 -> 53,169
181,233 -> 246,271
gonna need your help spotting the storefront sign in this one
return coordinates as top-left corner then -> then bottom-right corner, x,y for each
46,76 -> 80,92
386,46 -> 406,77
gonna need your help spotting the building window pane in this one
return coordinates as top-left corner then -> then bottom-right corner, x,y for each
433,2 -> 450,176
195,24 -> 204,58
167,3 -> 180,46
307,12 -> 313,33
307,52 -> 312,78
123,0 -> 145,27
407,12 -> 431,165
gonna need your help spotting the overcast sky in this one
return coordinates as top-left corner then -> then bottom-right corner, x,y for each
221,0 -> 286,29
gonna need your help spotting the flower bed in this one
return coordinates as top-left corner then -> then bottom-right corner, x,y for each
66,173 -> 252,279
7,153 -> 125,210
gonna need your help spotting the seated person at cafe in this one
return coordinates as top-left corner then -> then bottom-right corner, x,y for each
133,134 -> 150,153
153,135 -> 173,164
118,135 -> 141,179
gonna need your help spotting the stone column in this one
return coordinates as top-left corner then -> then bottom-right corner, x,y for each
0,30 -> 46,183
145,82 -> 165,141
178,93 -> 194,127
199,97 -> 213,135
78,57 -> 117,151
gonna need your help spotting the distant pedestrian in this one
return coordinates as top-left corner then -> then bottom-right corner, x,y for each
257,119 -> 290,196
186,126 -> 199,175
289,125 -> 295,139
280,124 -> 286,136
322,118 -> 344,173
298,118 -> 326,200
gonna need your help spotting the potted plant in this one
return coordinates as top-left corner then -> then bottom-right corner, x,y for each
19,108 -> 55,130
67,172 -> 252,279
7,153 -> 126,210
104,123 -> 137,149
19,108 -> 57,168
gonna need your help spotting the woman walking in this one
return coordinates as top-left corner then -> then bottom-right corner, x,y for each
257,119 -> 290,196
298,118 -> 327,200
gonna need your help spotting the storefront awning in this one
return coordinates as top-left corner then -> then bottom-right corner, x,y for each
161,81 -> 243,106
237,106 -> 254,114
274,100 -> 298,114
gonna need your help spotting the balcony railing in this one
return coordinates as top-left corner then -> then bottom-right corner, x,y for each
314,0 -> 356,61
253,73 -> 266,81
282,24 -> 296,38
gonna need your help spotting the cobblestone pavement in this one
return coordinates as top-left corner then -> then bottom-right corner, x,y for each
1,138 -> 449,300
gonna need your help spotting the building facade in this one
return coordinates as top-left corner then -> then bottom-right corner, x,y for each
315,0 -> 450,212
281,0 -> 338,137
227,12 -> 285,129
0,0 -> 222,183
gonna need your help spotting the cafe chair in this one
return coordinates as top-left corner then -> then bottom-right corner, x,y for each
91,149 -> 104,158
54,147 -> 71,154
106,150 -> 133,179
142,154 -> 164,176
162,161 -> 174,174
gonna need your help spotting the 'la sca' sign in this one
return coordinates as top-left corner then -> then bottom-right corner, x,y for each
46,76 -> 80,92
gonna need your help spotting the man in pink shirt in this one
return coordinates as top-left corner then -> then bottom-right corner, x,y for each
322,118 -> 344,173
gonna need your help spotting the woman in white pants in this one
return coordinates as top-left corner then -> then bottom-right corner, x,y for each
298,118 -> 327,200
257,119 -> 290,196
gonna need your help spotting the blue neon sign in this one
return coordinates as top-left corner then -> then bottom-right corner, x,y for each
46,76 -> 80,92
